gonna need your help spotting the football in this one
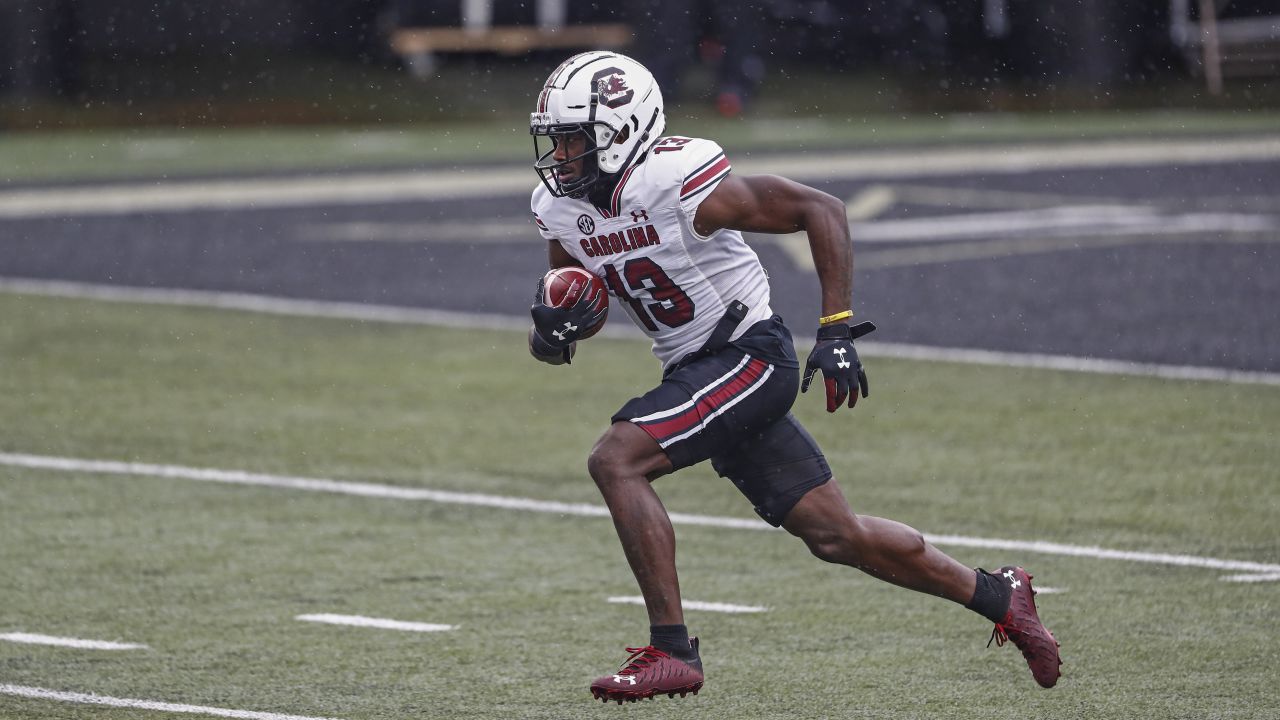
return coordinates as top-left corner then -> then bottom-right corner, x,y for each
542,266 -> 608,339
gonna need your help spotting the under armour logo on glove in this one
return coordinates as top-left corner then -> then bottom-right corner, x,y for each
802,320 -> 876,413
552,321 -> 578,341
530,276 -> 607,364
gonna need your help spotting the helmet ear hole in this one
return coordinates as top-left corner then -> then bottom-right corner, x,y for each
615,126 -> 631,144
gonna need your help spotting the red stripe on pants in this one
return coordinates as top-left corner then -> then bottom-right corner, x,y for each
640,358 -> 767,441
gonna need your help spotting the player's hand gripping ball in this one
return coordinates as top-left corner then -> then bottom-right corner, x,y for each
529,267 -> 608,364
540,267 -> 609,339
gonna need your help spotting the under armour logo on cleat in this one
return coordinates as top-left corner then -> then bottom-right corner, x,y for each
1004,569 -> 1022,589
552,321 -> 578,341
613,675 -> 637,685
834,347 -> 851,369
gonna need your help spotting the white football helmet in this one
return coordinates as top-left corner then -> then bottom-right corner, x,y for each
531,51 -> 666,198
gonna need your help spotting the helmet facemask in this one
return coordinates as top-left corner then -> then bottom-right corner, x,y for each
531,120 -> 614,199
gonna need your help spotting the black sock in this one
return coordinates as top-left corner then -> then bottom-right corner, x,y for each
650,624 -> 695,659
965,568 -> 1013,623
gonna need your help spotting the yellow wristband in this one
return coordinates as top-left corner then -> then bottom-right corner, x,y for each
819,310 -> 853,325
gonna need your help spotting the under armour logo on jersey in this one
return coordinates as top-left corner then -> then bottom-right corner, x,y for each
1003,569 -> 1022,590
553,321 -> 578,341
833,347 -> 851,369
630,209 -> 649,223
612,675 -> 637,685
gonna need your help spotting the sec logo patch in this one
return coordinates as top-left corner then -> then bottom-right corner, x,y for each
578,214 -> 596,234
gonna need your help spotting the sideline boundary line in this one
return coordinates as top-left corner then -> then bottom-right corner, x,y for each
2,451 -> 1276,581
3,277 -> 1278,387
0,684 -> 342,720
2,136 -> 1278,218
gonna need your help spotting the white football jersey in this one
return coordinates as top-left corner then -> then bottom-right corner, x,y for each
531,136 -> 773,368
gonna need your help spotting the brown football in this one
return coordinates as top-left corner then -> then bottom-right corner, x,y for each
542,266 -> 608,339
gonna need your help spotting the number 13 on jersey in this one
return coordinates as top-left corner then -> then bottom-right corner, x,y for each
602,257 -> 695,332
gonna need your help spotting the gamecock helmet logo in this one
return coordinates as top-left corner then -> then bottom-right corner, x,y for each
592,68 -> 634,109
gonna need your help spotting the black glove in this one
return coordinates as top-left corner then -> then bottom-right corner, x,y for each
529,277 -> 607,364
801,320 -> 876,412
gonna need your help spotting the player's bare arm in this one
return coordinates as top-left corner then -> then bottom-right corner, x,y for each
547,238 -> 580,269
693,173 -> 853,321
695,174 -> 873,411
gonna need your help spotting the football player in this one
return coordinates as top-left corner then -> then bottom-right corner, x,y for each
526,51 -> 1061,703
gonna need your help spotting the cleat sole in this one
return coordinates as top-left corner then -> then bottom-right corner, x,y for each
591,682 -> 703,705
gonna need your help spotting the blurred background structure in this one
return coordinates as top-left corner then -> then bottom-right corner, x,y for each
2,0 -> 1278,129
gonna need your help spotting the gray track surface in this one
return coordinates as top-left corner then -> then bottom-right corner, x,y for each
2,149 -> 1277,372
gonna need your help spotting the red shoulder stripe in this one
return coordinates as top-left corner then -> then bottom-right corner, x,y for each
680,155 -> 731,200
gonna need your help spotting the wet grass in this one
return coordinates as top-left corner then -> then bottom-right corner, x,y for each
2,292 -> 1278,719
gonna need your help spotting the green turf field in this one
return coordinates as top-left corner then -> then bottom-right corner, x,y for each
1,293 -> 1278,719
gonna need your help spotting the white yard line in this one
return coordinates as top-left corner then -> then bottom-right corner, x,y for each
889,183 -> 1121,210
850,228 -> 1278,271
764,213 -> 1276,271
2,136 -> 1278,218
295,614 -> 455,632
922,532 -> 1279,578
0,277 -> 532,332
0,170 -> 533,219
4,276 -> 1279,387
1,452 -> 1276,582
845,185 -> 897,220
859,341 -> 1280,387
0,684 -> 343,720
1220,573 -> 1280,583
0,632 -> 147,650
848,206 -> 1274,243
607,596 -> 767,613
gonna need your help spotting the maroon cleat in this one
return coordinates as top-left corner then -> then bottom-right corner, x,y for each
589,640 -> 704,704
989,566 -> 1062,688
